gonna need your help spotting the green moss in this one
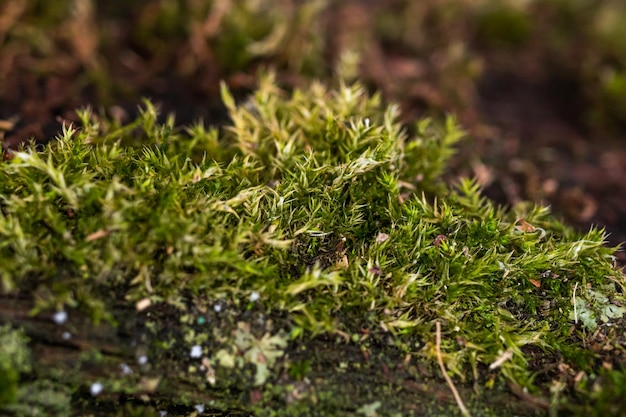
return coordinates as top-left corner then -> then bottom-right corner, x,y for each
0,325 -> 31,407
5,380 -> 72,417
575,369 -> 626,416
1,76 -> 625,415
0,326 -> 71,416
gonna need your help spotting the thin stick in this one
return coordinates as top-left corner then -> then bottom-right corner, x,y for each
572,282 -> 579,324
436,321 -> 471,417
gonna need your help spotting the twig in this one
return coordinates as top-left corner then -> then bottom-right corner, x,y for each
436,321 -> 471,417
572,282 -> 579,324
489,349 -> 513,370
508,382 -> 550,410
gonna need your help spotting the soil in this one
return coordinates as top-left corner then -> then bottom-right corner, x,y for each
1,6 -> 624,246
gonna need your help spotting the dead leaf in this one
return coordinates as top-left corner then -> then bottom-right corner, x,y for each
515,219 -> 536,233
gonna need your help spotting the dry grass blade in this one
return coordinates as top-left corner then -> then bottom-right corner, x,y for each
436,321 -> 470,417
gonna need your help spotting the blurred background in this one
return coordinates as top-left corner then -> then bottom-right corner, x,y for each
1,0 -> 625,261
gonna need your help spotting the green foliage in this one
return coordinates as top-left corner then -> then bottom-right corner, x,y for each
586,370 -> 626,416
1,76 -> 624,414
3,380 -> 72,417
0,325 -> 31,407
0,325 -> 70,416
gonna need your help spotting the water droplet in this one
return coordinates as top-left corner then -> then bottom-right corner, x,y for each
90,382 -> 103,396
120,363 -> 133,375
53,310 -> 68,325
190,345 -> 203,358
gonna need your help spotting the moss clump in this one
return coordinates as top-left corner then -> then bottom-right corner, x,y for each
0,325 -> 71,416
1,75 -> 625,415
0,325 -> 31,407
